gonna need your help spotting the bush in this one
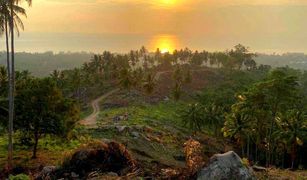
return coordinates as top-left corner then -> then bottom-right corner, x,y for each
9,174 -> 30,180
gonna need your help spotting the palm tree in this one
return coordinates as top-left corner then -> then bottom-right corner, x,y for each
274,110 -> 307,168
119,68 -> 132,91
6,0 -> 31,169
143,71 -> 156,97
181,103 -> 204,133
222,106 -> 253,157
0,0 -> 27,95
172,81 -> 182,101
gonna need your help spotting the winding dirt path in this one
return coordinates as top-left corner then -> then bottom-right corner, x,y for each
79,88 -> 120,128
80,69 -> 206,128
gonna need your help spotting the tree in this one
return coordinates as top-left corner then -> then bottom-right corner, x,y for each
203,104 -> 224,137
181,103 -> 205,133
4,0 -> 31,169
50,70 -> 64,88
131,68 -> 144,89
222,68 -> 304,167
183,67 -> 192,84
172,81 -> 182,101
228,44 -> 256,70
119,68 -> 132,91
143,71 -> 156,97
274,109 -> 307,168
222,101 -> 254,157
14,77 -> 79,158
190,50 -> 203,67
263,69 -> 299,165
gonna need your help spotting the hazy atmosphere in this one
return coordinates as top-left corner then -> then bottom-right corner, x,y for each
5,0 -> 307,53
1,1 -> 307,179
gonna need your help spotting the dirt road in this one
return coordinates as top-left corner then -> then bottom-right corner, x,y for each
79,88 -> 120,128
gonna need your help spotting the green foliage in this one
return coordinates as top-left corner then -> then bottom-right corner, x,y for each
222,68 -> 306,168
172,81 -> 183,101
181,103 -> 205,132
98,102 -> 184,128
9,174 -> 30,180
14,77 -> 80,158
119,68 -> 133,91
143,71 -> 156,96
0,66 -> 8,95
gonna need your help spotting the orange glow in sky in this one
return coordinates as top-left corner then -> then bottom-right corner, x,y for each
13,0 -> 307,53
150,35 -> 180,53
161,0 -> 177,5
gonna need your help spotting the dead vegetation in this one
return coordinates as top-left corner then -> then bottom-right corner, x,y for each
36,141 -> 139,179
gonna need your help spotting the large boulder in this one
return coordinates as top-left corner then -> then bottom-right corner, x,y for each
197,151 -> 255,180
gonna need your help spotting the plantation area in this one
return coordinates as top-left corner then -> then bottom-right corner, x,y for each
0,45 -> 306,179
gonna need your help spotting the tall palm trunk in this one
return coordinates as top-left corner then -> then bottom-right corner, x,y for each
7,0 -> 15,169
5,14 -> 12,169
5,18 -> 10,77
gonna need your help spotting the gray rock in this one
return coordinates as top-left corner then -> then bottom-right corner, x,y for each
197,151 -> 256,180
36,166 -> 57,179
106,172 -> 119,176
131,131 -> 140,138
71,172 -> 79,178
252,165 -> 267,172
116,125 -> 128,133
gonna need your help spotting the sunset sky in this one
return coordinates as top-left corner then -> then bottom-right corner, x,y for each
11,0 -> 307,53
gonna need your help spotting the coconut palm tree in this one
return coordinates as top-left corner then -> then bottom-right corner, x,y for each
143,71 -> 156,97
274,110 -> 307,168
6,0 -> 31,169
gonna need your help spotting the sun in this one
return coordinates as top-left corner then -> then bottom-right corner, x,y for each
150,35 -> 179,54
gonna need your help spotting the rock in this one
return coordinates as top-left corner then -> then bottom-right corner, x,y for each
116,125 -> 128,133
131,131 -> 140,138
71,172 -> 79,178
113,116 -> 121,122
106,172 -> 119,176
113,113 -> 128,122
252,165 -> 267,172
35,166 -> 57,180
197,151 -> 256,180
164,96 -> 170,101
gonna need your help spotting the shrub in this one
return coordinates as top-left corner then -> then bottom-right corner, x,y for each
9,174 -> 30,180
